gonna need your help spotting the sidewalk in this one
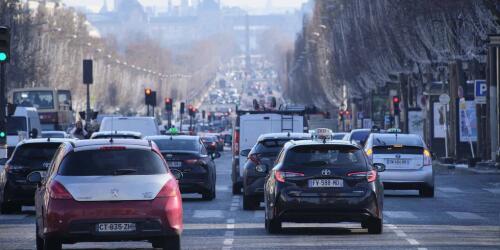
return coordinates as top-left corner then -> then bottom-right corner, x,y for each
435,161 -> 500,174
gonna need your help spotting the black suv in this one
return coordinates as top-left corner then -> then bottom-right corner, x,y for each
146,135 -> 220,200
241,133 -> 311,210
263,139 -> 385,234
0,138 -> 72,213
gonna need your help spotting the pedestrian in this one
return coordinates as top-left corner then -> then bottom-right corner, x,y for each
70,120 -> 88,139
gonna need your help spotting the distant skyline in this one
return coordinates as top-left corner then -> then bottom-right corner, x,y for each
61,0 -> 309,13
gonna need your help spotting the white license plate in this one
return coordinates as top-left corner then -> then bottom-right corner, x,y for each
308,179 -> 343,188
96,223 -> 136,233
168,161 -> 182,168
386,159 -> 410,165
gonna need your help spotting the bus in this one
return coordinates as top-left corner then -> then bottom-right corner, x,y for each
9,87 -> 74,131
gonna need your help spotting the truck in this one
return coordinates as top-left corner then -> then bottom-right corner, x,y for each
231,108 -> 308,194
6,107 -> 42,156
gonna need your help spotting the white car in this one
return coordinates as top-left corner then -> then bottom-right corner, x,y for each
364,133 -> 434,197
99,117 -> 160,137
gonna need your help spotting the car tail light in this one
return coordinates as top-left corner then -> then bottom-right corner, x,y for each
233,129 -> 240,155
49,181 -> 73,200
100,146 -> 127,150
423,149 -> 432,166
156,178 -> 180,198
184,159 -> 199,164
275,171 -> 304,183
348,170 -> 377,183
248,154 -> 260,164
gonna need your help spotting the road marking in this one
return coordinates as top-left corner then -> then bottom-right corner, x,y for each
226,224 -> 235,229
384,211 -> 417,219
407,238 -> 419,245
483,188 -> 500,194
387,223 -> 425,249
438,187 -> 464,193
393,229 -> 407,237
447,212 -> 485,220
223,239 -> 234,245
193,210 -> 224,219
216,185 -> 229,192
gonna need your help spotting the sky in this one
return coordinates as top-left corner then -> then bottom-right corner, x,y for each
61,0 -> 309,13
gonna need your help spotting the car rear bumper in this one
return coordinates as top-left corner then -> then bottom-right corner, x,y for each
274,191 -> 382,223
178,175 -> 212,193
243,175 -> 265,198
379,166 -> 434,188
43,198 -> 183,242
3,181 -> 37,205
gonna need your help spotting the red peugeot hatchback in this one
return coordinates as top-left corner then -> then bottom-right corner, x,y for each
28,139 -> 183,250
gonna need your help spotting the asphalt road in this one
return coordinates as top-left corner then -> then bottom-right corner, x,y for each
1,151 -> 499,250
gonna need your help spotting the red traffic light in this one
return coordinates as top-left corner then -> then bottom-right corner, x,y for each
145,88 -> 152,95
165,98 -> 172,104
345,111 -> 350,116
392,96 -> 400,103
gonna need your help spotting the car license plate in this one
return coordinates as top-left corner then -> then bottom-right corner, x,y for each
96,223 -> 136,233
308,179 -> 343,188
168,161 -> 182,168
386,159 -> 410,165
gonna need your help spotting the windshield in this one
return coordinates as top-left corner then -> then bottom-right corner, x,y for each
11,143 -> 61,166
251,138 -> 306,155
41,132 -> 65,138
153,139 -> 199,152
58,149 -> 167,176
373,135 -> 424,147
7,117 -> 27,135
284,145 -> 367,168
57,90 -> 72,108
13,90 -> 54,110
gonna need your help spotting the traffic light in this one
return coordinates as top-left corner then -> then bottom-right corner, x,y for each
145,88 -> 156,106
180,102 -> 185,114
188,105 -> 194,117
202,110 -> 206,119
0,26 -> 10,63
165,98 -> 173,112
392,96 -> 400,115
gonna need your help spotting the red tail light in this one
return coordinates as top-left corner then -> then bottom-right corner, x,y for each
156,178 -> 180,198
184,159 -> 199,164
233,129 -> 240,155
248,154 -> 260,164
347,170 -> 377,182
275,171 -> 304,183
49,181 -> 73,200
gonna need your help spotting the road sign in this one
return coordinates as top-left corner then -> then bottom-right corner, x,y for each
439,94 -> 450,105
474,80 -> 487,104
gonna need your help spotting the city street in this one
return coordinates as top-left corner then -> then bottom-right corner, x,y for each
1,151 -> 499,250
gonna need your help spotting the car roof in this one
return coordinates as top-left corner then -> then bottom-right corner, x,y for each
371,133 -> 420,139
284,139 -> 361,149
41,131 -> 67,134
70,139 -> 152,149
350,129 -> 371,133
19,138 -> 74,145
92,131 -> 142,136
145,135 -> 200,140
257,132 -> 311,142
102,116 -> 155,121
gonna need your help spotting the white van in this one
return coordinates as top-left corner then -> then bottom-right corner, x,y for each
6,107 -> 42,156
99,117 -> 160,137
231,109 -> 308,194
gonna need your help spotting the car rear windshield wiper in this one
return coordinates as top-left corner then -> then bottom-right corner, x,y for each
113,169 -> 137,175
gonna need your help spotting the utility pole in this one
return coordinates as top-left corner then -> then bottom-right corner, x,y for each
83,60 -> 93,124
488,35 -> 499,161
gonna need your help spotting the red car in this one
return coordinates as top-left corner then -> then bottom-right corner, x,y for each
28,139 -> 183,250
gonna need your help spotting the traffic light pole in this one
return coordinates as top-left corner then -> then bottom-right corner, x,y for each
86,83 -> 91,123
0,63 -> 6,150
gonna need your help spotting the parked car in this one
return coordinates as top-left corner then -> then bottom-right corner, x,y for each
241,132 -> 311,210
263,130 -> 385,234
0,138 -> 72,214
90,131 -> 142,139
99,117 -> 160,137
29,139 -> 183,250
364,133 -> 434,197
147,135 -> 219,200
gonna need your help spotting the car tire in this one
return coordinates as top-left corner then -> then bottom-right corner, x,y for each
43,237 -> 62,250
243,195 -> 259,210
265,217 -> 281,234
420,186 -> 434,198
36,224 -> 44,250
232,183 -> 241,195
202,188 -> 216,201
367,218 -> 383,234
159,235 -> 181,250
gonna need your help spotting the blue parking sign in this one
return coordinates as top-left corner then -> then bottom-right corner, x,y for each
474,80 -> 487,104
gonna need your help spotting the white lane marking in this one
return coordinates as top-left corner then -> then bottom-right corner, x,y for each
193,210 -> 224,219
387,223 -> 424,248
483,188 -> 500,194
418,248 -> 428,250
447,211 -> 485,220
407,238 -> 419,245
0,215 -> 28,220
438,187 -> 464,193
226,224 -> 235,229
222,247 -> 232,250
384,211 -> 417,219
393,229 -> 407,237
223,239 -> 234,245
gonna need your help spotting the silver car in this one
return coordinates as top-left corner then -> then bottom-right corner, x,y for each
364,133 -> 434,197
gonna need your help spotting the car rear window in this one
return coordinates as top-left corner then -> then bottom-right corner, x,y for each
58,149 -> 167,176
284,145 -> 367,169
351,131 -> 370,143
373,135 -> 424,147
202,137 -> 216,142
7,117 -> 27,135
252,138 -> 305,154
153,139 -> 199,152
11,143 -> 61,166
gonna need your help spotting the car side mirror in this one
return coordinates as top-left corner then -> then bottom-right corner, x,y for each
171,169 -> 183,180
27,171 -> 42,184
211,152 -> 221,160
240,149 -> 251,157
30,128 -> 39,138
373,163 -> 386,172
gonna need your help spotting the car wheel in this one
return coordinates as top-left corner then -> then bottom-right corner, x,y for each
36,224 -> 44,250
420,186 -> 435,198
202,188 -> 216,201
265,217 -> 281,234
367,218 -> 383,234
159,235 -> 180,250
232,183 -> 241,195
43,237 -> 62,250
243,195 -> 259,210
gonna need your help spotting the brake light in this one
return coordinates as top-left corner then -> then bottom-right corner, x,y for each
233,129 -> 240,155
156,178 -> 180,198
99,146 -> 127,150
275,171 -> 304,183
184,159 -> 199,164
248,154 -> 260,164
49,181 -> 73,200
423,149 -> 432,166
348,170 -> 377,182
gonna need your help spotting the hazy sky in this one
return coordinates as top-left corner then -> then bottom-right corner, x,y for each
61,0 -> 309,12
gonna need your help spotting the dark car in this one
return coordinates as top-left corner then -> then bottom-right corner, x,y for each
344,129 -> 372,147
263,139 -> 385,234
0,138 -> 72,214
241,132 -> 311,210
147,135 -> 219,200
200,135 -> 218,154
